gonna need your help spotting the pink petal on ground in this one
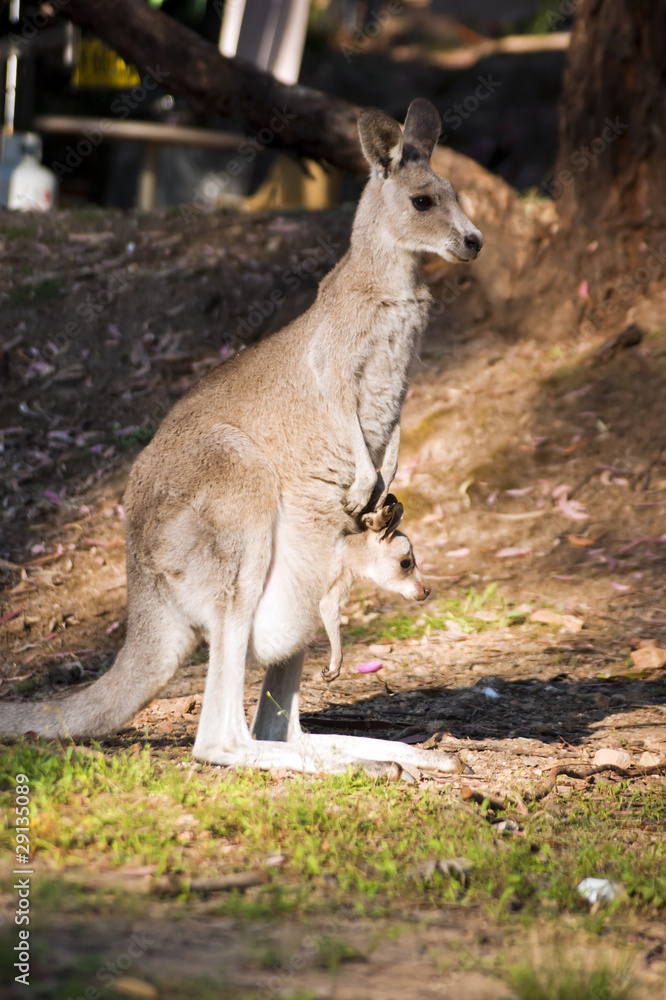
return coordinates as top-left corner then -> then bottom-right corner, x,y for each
504,487 -> 533,496
557,495 -> 589,520
495,546 -> 532,558
446,547 -> 470,558
357,660 -> 383,674
578,280 -> 589,299
551,484 -> 572,499
610,582 -> 630,592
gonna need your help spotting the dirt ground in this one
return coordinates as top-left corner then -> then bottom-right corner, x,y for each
1,199 -> 666,997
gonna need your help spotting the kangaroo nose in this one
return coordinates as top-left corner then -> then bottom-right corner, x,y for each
464,232 -> 483,255
421,584 -> 431,600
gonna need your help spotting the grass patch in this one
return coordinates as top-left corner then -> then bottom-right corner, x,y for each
345,583 -> 509,643
8,276 -> 64,305
2,222 -> 37,240
112,427 -> 155,449
510,952 -> 635,1000
1,741 -> 664,924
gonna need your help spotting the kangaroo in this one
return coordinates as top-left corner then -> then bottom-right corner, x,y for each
0,99 -> 482,775
320,495 -> 429,683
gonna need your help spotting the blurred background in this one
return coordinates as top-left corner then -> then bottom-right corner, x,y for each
0,0 -> 570,210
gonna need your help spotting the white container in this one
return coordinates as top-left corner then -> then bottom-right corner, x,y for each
0,132 -> 58,211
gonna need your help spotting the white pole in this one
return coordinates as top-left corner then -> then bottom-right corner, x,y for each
3,0 -> 21,137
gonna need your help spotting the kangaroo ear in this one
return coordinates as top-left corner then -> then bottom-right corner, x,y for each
381,500 -> 404,540
401,98 -> 441,163
358,108 -> 404,177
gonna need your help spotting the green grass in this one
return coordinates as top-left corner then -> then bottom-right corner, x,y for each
1,741 -> 664,924
2,222 -> 37,240
510,953 -> 635,1000
8,276 -> 64,305
346,583 -> 513,643
112,427 -> 155,449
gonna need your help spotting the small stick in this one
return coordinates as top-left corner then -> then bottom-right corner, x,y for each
461,764 -> 666,812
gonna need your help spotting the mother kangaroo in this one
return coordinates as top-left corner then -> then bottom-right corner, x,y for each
1,99 -> 482,774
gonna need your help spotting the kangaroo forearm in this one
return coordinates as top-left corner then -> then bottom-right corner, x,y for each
379,422 -> 400,489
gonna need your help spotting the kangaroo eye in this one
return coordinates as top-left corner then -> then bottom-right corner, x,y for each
400,558 -> 412,570
411,195 -> 432,211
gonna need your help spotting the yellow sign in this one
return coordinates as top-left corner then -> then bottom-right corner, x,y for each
72,37 -> 141,89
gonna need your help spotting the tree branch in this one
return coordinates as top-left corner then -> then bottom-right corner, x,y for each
59,0 -> 367,173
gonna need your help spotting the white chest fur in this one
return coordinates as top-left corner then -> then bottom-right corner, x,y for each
357,294 -> 429,458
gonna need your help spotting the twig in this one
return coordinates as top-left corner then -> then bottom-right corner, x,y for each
153,870 -> 266,896
462,764 -> 666,812
528,762 -> 666,802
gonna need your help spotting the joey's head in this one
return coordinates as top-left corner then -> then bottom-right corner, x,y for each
357,98 -> 483,263
360,495 -> 430,603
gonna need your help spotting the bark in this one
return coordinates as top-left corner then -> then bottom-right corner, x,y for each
556,0 -> 666,228
59,0 -> 366,173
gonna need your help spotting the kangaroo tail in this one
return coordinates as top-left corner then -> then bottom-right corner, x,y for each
0,611 -> 196,740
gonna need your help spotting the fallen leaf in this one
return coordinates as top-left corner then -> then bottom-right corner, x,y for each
410,856 -> 474,886
593,747 -> 631,768
0,607 -> 26,626
530,609 -> 584,631
630,646 -> 666,672
0,557 -> 22,571
567,535 -> 595,547
421,503 -> 444,524
6,580 -> 38,595
357,661 -> 383,674
556,494 -> 589,520
113,978 -> 158,1000
639,751 -> 664,767
493,819 -> 521,834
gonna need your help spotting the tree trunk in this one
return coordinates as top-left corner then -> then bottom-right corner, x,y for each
556,0 -> 666,230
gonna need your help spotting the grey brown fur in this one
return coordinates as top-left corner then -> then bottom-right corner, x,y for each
0,98 -> 482,775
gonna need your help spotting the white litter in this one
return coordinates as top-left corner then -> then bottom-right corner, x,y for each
576,878 -> 621,905
481,686 -> 500,700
